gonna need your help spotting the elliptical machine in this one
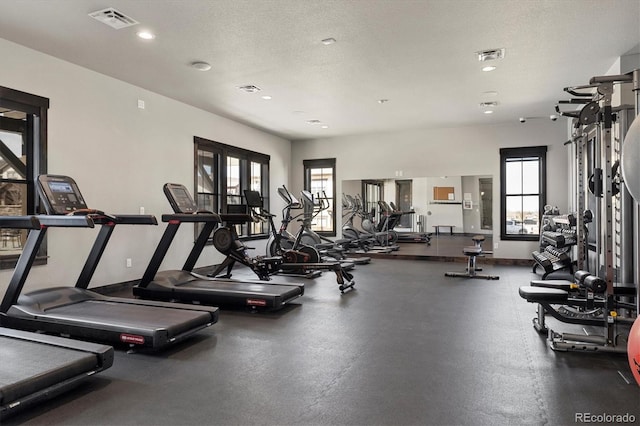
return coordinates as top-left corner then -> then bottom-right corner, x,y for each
265,186 -> 322,264
246,189 -> 356,293
270,186 -> 368,266
298,189 -> 371,265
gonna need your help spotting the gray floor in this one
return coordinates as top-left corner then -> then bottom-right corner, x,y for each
6,258 -> 640,425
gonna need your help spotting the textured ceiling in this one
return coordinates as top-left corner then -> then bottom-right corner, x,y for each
0,0 -> 638,140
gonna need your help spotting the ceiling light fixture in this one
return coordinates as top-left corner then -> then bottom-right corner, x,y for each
261,95 -> 272,100
136,30 -> 155,40
482,65 -> 496,72
484,110 -> 494,114
191,61 -> 212,71
321,38 -> 337,45
476,48 -> 506,62
479,102 -> 498,108
306,119 -> 322,125
321,125 -> 329,129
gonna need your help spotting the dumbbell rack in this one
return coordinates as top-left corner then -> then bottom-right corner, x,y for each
532,215 -> 577,279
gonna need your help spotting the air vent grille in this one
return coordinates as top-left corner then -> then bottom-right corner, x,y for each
89,8 -> 139,29
237,85 -> 262,93
476,48 -> 505,62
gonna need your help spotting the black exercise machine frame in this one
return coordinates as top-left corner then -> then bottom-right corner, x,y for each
245,189 -> 355,293
0,215 -> 114,420
1,175 -> 218,350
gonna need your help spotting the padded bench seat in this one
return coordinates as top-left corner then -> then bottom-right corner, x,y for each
518,286 -> 569,304
462,246 -> 482,255
530,279 -> 575,292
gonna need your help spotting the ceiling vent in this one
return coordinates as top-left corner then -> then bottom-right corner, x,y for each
476,48 -> 505,62
89,8 -> 139,29
237,85 -> 262,93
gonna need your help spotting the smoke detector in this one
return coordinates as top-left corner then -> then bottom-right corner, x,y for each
89,8 -> 139,29
476,48 -> 506,62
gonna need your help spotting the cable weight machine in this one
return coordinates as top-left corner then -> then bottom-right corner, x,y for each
540,69 -> 639,353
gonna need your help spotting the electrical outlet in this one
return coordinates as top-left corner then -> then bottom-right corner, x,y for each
139,206 -> 145,214
493,243 -> 499,250
126,258 -> 132,268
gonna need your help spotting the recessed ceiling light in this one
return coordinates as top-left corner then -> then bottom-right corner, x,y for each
191,61 -> 212,71
484,110 -> 494,114
321,38 -> 336,45
306,119 -> 322,125
482,91 -> 498,96
479,102 -> 498,108
476,48 -> 506,61
136,30 -> 155,40
482,66 -> 496,72
261,95 -> 272,100
321,125 -> 329,129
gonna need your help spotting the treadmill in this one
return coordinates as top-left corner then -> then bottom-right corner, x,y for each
133,183 -> 304,311
0,216 -> 113,420
0,175 -> 218,350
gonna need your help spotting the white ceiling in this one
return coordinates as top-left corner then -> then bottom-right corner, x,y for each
0,0 -> 638,141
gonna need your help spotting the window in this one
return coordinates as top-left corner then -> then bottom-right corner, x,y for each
303,158 -> 336,236
500,146 -> 547,241
194,137 -> 269,238
0,86 -> 48,268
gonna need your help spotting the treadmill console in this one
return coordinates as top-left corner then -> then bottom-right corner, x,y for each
37,175 -> 89,215
163,183 -> 198,213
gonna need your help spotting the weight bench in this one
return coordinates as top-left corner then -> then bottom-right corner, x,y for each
444,235 -> 498,280
518,271 -> 610,334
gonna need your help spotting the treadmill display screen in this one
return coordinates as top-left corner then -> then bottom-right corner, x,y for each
164,184 -> 197,213
42,177 -> 87,213
49,182 -> 74,193
173,188 -> 195,210
49,183 -> 78,204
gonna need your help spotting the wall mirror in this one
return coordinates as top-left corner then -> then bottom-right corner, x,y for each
341,175 -> 493,258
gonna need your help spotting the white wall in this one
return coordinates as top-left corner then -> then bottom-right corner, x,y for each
291,121 -> 569,259
0,37 -> 292,292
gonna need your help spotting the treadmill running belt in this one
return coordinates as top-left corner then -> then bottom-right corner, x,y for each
174,279 -> 301,295
33,300 -> 213,334
0,337 -> 97,405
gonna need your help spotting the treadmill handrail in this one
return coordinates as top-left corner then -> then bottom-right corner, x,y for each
0,216 -> 41,229
161,213 -> 221,223
94,214 -> 158,225
37,215 -> 95,228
